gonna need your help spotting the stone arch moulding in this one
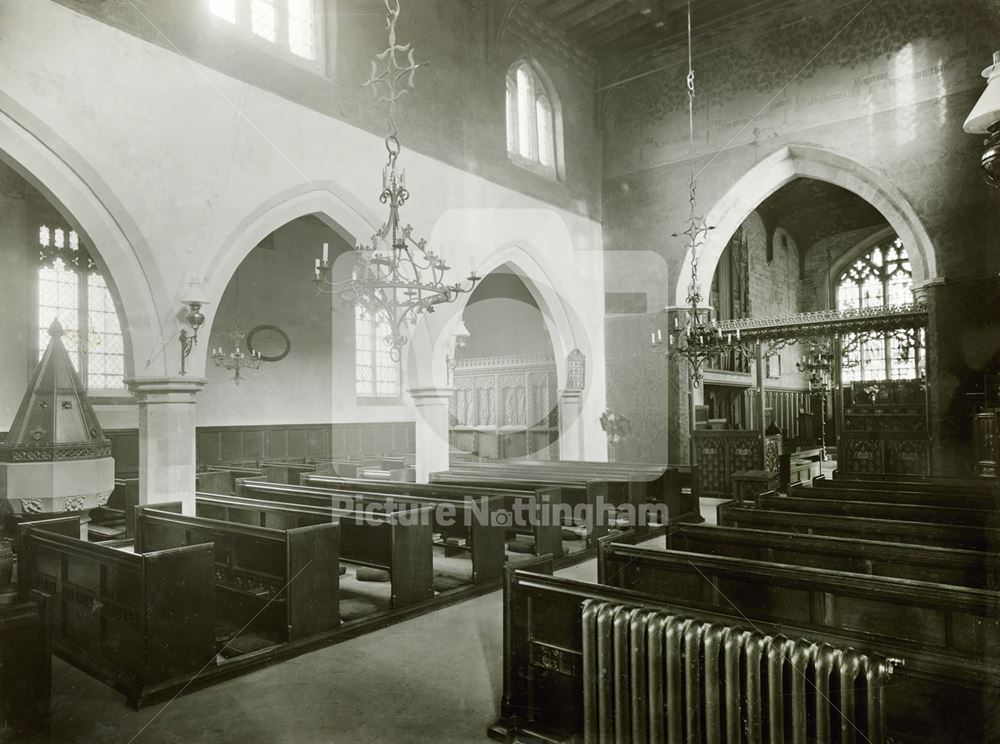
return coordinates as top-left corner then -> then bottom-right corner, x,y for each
0,99 -> 169,380
406,242 -> 589,394
190,182 -> 380,375
674,145 -> 939,307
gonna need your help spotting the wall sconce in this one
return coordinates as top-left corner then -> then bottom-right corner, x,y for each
445,320 -> 471,384
179,299 -> 207,376
964,51 -> 1000,189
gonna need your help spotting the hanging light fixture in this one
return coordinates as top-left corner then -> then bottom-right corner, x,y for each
650,0 -> 737,387
964,51 -> 1000,189
311,0 -> 480,361
213,271 -> 261,385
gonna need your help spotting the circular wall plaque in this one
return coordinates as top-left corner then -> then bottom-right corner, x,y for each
246,325 -> 291,362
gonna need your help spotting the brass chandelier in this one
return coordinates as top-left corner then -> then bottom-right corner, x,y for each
651,0 -> 739,387
312,0 -> 479,361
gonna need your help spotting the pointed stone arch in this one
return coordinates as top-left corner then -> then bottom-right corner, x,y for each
0,100 -> 169,379
675,145 -> 939,307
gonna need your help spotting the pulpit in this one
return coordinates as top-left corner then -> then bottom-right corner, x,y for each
692,430 -> 781,498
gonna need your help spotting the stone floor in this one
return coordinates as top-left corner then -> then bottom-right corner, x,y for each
21,503 -> 716,744
22,558 -> 599,744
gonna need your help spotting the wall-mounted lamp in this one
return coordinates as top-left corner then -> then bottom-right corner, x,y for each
445,320 -> 471,384
964,50 -> 1000,189
179,299 -> 207,376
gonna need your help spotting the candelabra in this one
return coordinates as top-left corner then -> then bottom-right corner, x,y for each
796,341 -> 835,460
311,0 -> 479,362
212,331 -> 261,386
651,308 -> 743,387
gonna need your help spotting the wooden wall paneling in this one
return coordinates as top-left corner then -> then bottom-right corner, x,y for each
287,428 -> 306,459
268,429 -> 288,460
330,427 -> 345,458
220,431 -> 242,463
108,429 -> 139,473
361,425 -> 379,455
198,431 -> 220,466
306,427 -> 326,459
244,431 -> 263,462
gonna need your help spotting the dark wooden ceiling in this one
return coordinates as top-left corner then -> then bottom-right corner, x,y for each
755,177 -> 888,251
520,0 -> 798,59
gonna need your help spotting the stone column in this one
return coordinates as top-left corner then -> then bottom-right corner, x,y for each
127,378 -> 206,514
912,278 -> 948,475
409,386 -> 454,483
558,390 -> 584,461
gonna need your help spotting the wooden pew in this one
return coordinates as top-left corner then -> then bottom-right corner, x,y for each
196,469 -> 239,496
310,459 -> 382,479
88,476 -> 141,541
224,481 -> 504,583
430,471 -> 628,545
299,475 -> 564,559
598,539 -> 1000,743
489,565 -> 901,744
0,598 -> 49,742
662,522 -> 999,590
17,516 -> 216,709
259,460 -> 318,486
512,459 -> 695,521
718,500 -> 1000,551
806,475 -> 1000,509
437,459 -> 697,524
135,506 -> 341,640
197,488 -> 478,592
755,492 -> 1000,528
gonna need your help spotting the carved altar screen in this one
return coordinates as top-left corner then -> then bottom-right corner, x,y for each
450,354 -> 558,460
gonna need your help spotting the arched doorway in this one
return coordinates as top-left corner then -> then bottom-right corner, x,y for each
449,264 -> 559,461
693,171 -> 929,479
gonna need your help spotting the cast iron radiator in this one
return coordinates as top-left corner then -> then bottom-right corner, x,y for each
581,600 -> 897,744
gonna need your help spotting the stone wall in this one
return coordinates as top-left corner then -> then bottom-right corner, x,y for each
601,0 -> 1000,469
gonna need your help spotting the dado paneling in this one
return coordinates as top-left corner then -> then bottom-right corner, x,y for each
97,422 -> 415,473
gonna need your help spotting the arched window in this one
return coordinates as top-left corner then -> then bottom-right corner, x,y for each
36,221 -> 125,390
355,306 -> 400,399
836,236 -> 922,383
506,62 -> 559,177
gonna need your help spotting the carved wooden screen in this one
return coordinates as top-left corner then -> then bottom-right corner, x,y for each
450,354 -> 558,460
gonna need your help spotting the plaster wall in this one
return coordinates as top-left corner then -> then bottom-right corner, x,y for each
0,1 -> 607,457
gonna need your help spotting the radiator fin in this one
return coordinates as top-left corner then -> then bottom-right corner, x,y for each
581,600 -> 891,744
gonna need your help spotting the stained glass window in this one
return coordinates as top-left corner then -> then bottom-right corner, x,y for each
209,0 -> 317,60
38,259 -> 81,372
36,222 -> 125,390
506,62 -> 558,177
837,237 -> 920,383
355,306 -> 400,398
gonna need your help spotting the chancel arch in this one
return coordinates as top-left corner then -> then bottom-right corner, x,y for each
677,144 -> 939,308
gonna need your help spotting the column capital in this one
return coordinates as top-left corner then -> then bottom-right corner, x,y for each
408,386 -> 455,406
126,377 -> 208,401
912,276 -> 946,302
558,388 -> 584,402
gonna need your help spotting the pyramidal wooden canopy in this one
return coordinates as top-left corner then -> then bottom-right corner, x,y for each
0,320 -> 114,519
0,319 -> 110,462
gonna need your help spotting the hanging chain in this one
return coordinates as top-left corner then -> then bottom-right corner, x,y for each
363,0 -> 427,164
673,0 -> 713,310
